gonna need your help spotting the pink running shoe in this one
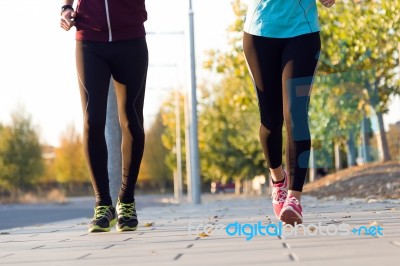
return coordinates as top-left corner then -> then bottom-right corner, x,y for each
271,170 -> 288,220
280,196 -> 303,225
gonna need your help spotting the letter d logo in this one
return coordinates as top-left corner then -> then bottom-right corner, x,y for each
226,222 -> 239,236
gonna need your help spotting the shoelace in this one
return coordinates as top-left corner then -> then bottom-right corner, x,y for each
286,196 -> 299,206
118,202 -> 136,218
271,186 -> 288,203
93,206 -> 111,220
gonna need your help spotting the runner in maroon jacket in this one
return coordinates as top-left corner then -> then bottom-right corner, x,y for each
60,0 -> 148,233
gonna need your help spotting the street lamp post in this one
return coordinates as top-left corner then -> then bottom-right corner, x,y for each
148,62 -> 184,203
188,0 -> 201,204
174,88 -> 183,203
106,80 -> 122,202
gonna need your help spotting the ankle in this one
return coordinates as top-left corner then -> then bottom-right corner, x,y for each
270,167 -> 285,182
118,196 -> 135,204
288,190 -> 301,201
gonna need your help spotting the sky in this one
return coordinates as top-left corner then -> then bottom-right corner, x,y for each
0,0 -> 399,147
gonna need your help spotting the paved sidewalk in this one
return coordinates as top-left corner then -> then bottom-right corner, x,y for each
0,195 -> 399,265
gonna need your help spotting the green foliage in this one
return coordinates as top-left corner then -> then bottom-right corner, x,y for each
200,0 -> 265,182
204,0 -> 248,78
0,109 -> 44,192
198,76 -> 265,182
311,0 -> 400,166
317,0 -> 400,111
162,0 -> 400,180
310,71 -> 367,166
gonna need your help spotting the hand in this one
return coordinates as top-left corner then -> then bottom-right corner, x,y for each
60,9 -> 76,31
319,0 -> 335,7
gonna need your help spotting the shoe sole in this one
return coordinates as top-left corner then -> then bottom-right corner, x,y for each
279,206 -> 303,226
88,219 -> 117,233
116,225 -> 138,232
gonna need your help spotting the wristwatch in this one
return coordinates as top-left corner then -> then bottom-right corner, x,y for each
61,5 -> 74,15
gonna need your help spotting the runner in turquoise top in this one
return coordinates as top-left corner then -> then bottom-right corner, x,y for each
242,0 -> 335,226
244,0 -> 321,38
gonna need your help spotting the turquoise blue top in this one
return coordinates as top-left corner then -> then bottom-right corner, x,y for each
243,0 -> 320,38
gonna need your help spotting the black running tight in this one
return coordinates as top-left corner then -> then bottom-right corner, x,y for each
243,32 -> 320,192
76,38 -> 148,206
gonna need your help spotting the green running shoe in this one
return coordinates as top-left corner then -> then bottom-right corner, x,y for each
88,205 -> 117,233
116,199 -> 138,232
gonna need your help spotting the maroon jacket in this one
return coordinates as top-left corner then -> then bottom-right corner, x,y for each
75,0 -> 147,42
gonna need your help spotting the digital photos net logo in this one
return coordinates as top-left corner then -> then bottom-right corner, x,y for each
188,221 -> 384,241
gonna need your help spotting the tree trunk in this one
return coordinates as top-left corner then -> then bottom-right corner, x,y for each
105,79 -> 122,202
309,147 -> 316,182
334,142 -> 341,171
235,178 -> 241,196
361,116 -> 372,163
346,131 -> 357,167
375,111 -> 391,162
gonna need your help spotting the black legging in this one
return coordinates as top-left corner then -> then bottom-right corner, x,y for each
76,38 -> 148,206
243,32 -> 320,192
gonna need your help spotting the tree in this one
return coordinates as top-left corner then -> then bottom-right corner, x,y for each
316,0 -> 400,163
203,0 -> 248,81
386,122 -> 400,161
198,77 -> 265,186
0,109 -> 44,196
139,111 -> 172,191
160,90 -> 186,189
201,0 -> 265,191
310,71 -> 368,169
52,124 -> 89,186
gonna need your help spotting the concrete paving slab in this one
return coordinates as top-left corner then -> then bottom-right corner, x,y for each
0,195 -> 399,265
